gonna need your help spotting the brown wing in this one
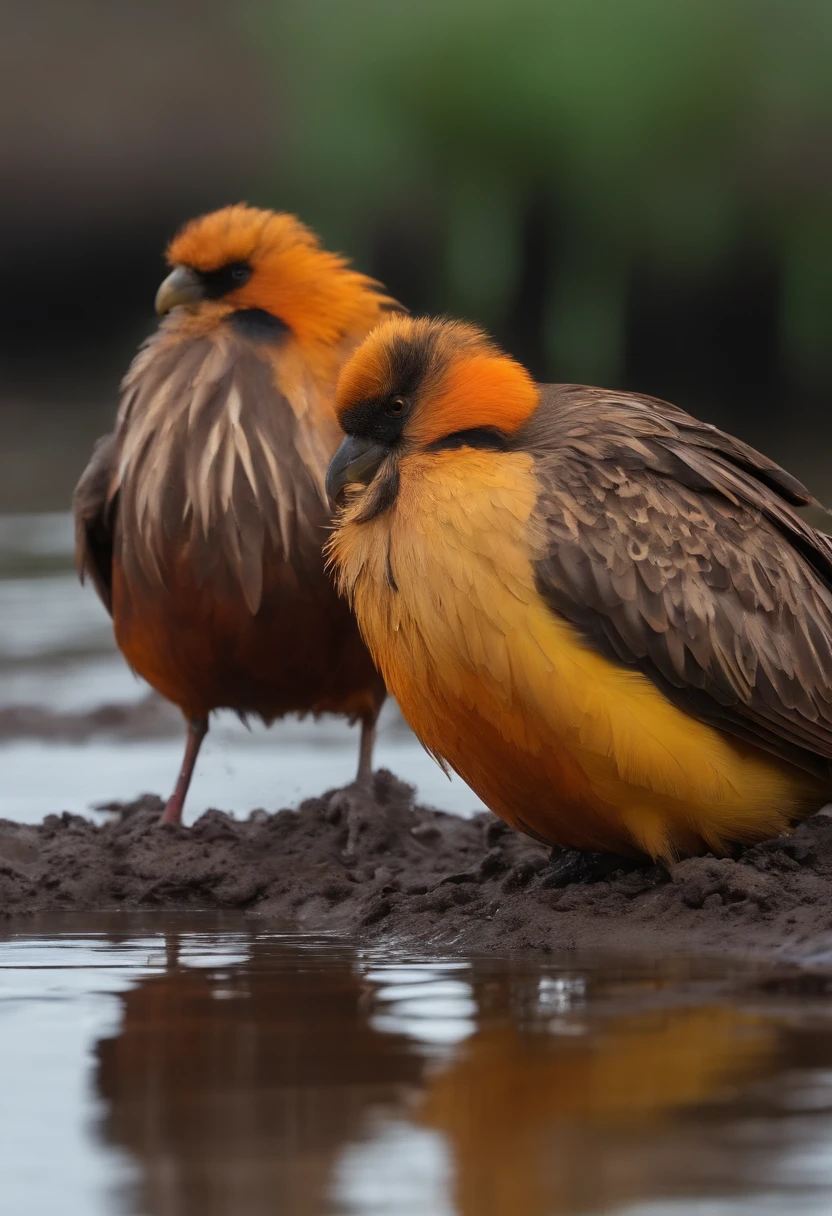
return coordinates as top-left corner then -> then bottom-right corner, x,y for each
113,324 -> 340,613
522,384 -> 832,780
73,432 -> 119,615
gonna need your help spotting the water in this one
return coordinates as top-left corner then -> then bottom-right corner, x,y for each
2,914 -> 832,1216
0,512 -> 485,822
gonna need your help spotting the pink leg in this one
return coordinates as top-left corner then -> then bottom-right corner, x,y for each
161,717 -> 208,825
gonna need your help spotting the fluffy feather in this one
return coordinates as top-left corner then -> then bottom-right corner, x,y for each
328,317 -> 832,861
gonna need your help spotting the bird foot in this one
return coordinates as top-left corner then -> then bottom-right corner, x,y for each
540,848 -> 645,889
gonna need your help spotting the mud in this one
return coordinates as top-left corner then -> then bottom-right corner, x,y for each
3,771 -> 832,962
0,694 -> 180,742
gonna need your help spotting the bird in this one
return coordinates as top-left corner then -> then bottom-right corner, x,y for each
74,204 -> 397,825
325,314 -> 832,864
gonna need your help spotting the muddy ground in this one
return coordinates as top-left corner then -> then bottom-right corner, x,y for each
0,694 -> 180,743
3,770 -> 832,963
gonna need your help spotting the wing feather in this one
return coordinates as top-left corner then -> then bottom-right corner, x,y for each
80,321 -> 337,616
72,432 -> 118,615
524,385 -> 832,779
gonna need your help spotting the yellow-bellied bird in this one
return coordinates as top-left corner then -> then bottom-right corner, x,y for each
326,315 -> 832,863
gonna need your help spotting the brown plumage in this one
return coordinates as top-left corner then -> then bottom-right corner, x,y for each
527,385 -> 832,783
327,316 -> 832,862
74,205 -> 397,823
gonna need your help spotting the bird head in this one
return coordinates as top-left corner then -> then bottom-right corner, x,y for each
326,315 -> 539,512
154,204 -> 396,350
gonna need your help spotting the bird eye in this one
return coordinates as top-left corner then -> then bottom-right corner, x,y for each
385,396 -> 408,417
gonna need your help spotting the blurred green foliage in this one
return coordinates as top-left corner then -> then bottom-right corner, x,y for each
248,0 -> 832,383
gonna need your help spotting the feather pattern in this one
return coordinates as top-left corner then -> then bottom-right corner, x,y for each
74,321 -> 386,727
107,322 -> 338,614
73,432 -> 119,612
524,385 -> 832,779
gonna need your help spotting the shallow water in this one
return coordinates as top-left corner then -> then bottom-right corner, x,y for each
0,513 -> 485,822
2,913 -> 832,1216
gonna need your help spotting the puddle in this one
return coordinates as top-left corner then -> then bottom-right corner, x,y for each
0,513 -> 485,822
2,913 -> 832,1215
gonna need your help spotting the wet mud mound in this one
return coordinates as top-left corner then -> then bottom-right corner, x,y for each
2,771 -> 832,961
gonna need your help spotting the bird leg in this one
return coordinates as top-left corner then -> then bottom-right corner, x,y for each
160,716 -> 208,826
326,714 -> 379,860
355,714 -> 377,789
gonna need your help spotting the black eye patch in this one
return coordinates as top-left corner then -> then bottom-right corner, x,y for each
197,261 -> 252,299
339,328 -> 446,442
340,397 -> 410,446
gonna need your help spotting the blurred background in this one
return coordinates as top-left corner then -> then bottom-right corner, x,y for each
4,0 -> 832,510
1,0 -> 831,817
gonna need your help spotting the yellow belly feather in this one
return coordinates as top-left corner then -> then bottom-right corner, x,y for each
331,450 -> 825,860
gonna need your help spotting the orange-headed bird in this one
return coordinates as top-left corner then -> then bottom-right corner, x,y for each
326,316 -> 832,863
74,205 -> 397,824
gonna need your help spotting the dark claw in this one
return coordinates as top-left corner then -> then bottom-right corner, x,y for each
540,848 -> 645,889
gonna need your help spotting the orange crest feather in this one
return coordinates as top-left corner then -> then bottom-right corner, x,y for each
166,204 -> 397,351
410,351 -> 539,446
335,315 -> 539,443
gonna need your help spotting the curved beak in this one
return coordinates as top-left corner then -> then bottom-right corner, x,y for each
155,266 -> 205,316
326,436 -> 389,506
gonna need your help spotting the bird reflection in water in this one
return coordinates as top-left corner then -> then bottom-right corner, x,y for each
420,977 -> 780,1216
94,931 -> 426,1216
94,935 -> 814,1216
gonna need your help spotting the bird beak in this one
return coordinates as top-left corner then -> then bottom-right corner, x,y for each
155,266 -> 204,316
326,436 -> 389,506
